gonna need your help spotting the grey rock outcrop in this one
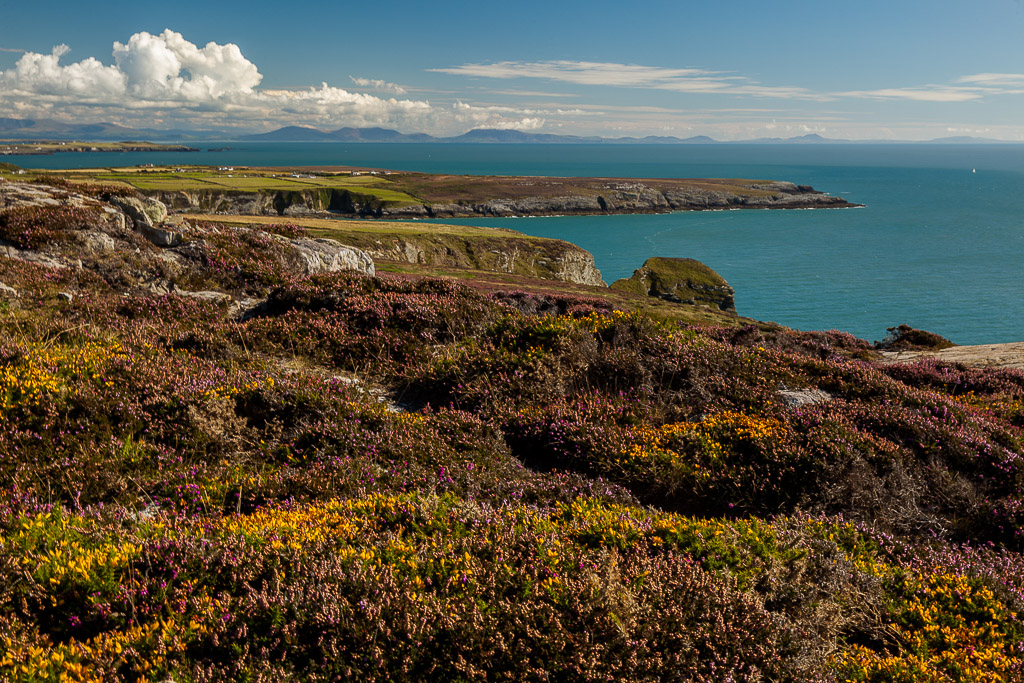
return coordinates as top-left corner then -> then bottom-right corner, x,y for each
143,197 -> 168,225
166,228 -> 375,281
330,231 -> 604,286
287,237 -> 375,276
108,195 -> 182,247
1,240 -> 73,270
0,182 -> 125,234
778,388 -> 834,408
108,195 -> 154,228
0,181 -> 374,302
78,231 -> 118,253
140,224 -> 183,247
0,181 -> 64,209
552,249 -> 604,286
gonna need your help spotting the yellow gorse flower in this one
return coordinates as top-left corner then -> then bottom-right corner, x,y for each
0,341 -> 127,412
621,411 -> 783,471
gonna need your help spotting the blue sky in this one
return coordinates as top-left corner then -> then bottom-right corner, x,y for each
1,0 -> 1023,139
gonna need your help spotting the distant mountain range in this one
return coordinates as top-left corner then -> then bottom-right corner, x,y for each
239,126 -> 436,143
235,126 -> 721,144
0,118 -> 233,142
0,118 -> 1018,145
241,128 -> 1021,145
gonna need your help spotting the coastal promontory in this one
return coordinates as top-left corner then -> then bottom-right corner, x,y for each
2,164 -> 859,219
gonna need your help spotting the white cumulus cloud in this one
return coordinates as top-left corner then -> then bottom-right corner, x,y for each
0,44 -> 126,100
0,29 -> 544,135
111,30 -> 262,102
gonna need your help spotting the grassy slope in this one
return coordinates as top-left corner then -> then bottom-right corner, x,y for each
189,212 -> 531,239
0,167 -> 422,205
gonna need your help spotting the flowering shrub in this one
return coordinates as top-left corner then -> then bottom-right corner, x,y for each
0,205 -> 106,250
1,204 -> 1024,679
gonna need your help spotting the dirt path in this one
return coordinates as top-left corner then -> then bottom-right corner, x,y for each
879,342 -> 1024,370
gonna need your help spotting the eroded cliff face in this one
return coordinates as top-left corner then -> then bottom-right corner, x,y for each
155,188 -> 395,218
311,229 -> 606,286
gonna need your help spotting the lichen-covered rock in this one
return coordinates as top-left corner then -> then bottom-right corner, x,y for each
77,231 -> 118,253
1,240 -> 73,269
108,195 -> 156,229
143,197 -> 168,225
611,257 -> 736,313
0,181 -> 64,209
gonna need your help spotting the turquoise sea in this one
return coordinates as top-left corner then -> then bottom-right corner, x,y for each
7,143 -> 1024,345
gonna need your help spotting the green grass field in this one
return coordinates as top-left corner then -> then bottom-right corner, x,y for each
0,166 -> 424,204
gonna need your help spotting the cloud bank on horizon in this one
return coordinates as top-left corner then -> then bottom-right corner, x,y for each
0,29 -> 546,135
2,28 -> 1024,140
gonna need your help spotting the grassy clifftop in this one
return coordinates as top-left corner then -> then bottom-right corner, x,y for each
1,185 -> 1023,680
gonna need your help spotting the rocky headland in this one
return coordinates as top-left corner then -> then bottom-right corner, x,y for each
152,175 -> 858,219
